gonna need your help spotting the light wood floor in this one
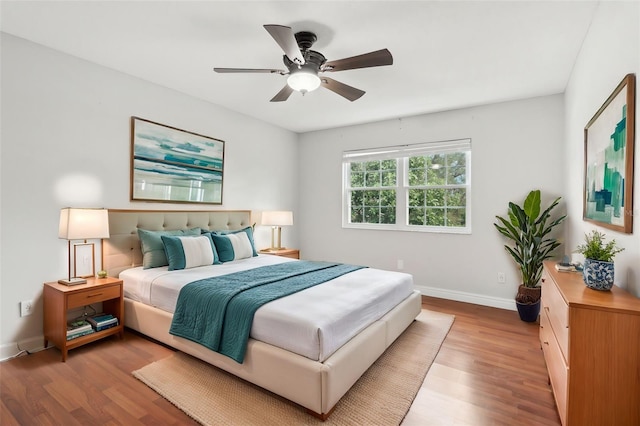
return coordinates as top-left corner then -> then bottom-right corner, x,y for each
1,297 -> 560,425
404,297 -> 560,425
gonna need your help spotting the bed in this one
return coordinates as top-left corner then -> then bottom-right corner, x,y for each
102,209 -> 422,419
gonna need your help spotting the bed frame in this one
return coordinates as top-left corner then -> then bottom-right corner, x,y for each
102,209 -> 422,419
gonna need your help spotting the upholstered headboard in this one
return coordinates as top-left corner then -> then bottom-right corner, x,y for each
102,209 -> 252,277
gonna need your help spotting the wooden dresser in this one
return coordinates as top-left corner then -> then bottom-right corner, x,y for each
540,261 -> 640,425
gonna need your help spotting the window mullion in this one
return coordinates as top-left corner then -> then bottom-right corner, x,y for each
397,157 -> 407,226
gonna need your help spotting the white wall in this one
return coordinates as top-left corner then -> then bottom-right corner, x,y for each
0,34 -> 299,358
298,95 -> 566,309
2,1 -> 637,361
564,1 -> 640,297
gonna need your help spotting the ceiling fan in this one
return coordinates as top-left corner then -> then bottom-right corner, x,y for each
214,24 -> 393,102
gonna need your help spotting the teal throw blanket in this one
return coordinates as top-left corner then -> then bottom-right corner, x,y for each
169,261 -> 365,363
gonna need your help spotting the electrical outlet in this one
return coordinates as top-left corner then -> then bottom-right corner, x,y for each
20,300 -> 33,317
497,272 -> 506,284
397,260 -> 404,270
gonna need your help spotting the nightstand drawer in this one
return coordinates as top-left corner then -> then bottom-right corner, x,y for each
258,248 -> 300,259
68,285 -> 120,308
278,251 -> 300,259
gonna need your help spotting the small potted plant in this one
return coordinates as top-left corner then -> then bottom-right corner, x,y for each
575,230 -> 624,290
494,190 -> 566,322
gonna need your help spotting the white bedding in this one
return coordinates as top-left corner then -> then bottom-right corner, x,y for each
120,255 -> 414,361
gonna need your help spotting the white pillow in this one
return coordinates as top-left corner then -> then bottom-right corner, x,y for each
210,231 -> 254,262
161,234 -> 219,270
226,232 -> 254,260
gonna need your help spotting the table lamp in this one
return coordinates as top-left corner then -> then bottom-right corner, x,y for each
261,211 -> 293,251
58,208 -> 110,285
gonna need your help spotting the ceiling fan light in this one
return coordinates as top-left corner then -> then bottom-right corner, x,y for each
287,71 -> 321,93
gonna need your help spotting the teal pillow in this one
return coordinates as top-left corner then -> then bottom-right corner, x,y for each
138,228 -> 201,269
210,231 -> 255,262
212,227 -> 258,257
161,234 -> 220,271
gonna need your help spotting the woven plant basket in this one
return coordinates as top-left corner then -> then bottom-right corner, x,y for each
516,284 -> 541,304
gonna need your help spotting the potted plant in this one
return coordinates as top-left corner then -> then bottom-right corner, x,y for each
494,190 -> 566,322
575,230 -> 624,290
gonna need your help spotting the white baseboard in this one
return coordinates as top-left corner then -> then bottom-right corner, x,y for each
416,285 -> 516,311
0,336 -> 47,362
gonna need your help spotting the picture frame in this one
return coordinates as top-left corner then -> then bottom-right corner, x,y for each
583,73 -> 636,234
131,117 -> 225,204
74,243 -> 95,278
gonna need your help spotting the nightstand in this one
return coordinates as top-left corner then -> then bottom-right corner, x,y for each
43,277 -> 124,362
258,248 -> 300,259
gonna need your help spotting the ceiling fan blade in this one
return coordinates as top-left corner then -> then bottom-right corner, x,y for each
263,24 -> 305,65
270,85 -> 294,102
214,68 -> 286,74
321,77 -> 365,102
323,49 -> 393,72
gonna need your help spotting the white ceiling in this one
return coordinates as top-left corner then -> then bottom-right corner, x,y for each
1,1 -> 599,133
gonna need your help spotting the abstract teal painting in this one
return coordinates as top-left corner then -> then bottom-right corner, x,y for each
583,74 -> 635,233
131,117 -> 225,204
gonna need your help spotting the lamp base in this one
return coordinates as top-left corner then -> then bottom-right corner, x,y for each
265,247 -> 287,252
58,277 -> 87,286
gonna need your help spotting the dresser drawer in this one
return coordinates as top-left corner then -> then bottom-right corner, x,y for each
68,285 -> 120,309
539,302 -> 551,348
542,274 -> 569,361
540,308 -> 568,426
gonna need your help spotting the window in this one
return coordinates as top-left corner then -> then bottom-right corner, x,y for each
343,139 -> 471,233
349,159 -> 397,224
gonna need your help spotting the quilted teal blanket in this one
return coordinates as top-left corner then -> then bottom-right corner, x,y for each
169,261 -> 365,363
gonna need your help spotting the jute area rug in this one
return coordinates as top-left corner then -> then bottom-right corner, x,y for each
133,310 -> 454,425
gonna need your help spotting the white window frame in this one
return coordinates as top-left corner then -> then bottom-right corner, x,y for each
342,138 -> 472,234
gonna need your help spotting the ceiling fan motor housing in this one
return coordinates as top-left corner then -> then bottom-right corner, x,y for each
284,49 -> 326,73
294,31 -> 317,50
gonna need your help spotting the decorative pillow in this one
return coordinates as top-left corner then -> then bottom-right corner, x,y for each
160,234 -> 220,271
138,228 -> 201,269
210,226 -> 258,257
210,231 -> 255,262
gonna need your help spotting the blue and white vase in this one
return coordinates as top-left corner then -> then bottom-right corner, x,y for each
583,258 -> 615,291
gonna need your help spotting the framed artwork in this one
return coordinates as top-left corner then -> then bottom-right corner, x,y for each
74,243 -> 95,278
583,74 -> 636,234
131,117 -> 225,204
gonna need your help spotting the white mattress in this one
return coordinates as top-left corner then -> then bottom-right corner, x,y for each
120,255 -> 414,362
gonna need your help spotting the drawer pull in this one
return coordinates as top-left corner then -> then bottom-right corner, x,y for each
543,341 -> 549,345
87,293 -> 103,298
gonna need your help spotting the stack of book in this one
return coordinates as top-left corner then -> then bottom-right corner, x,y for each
67,319 -> 94,340
87,314 -> 119,331
555,262 -> 579,273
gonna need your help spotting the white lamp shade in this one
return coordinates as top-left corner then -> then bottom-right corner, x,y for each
287,71 -> 321,93
261,211 -> 293,226
58,208 -> 110,240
